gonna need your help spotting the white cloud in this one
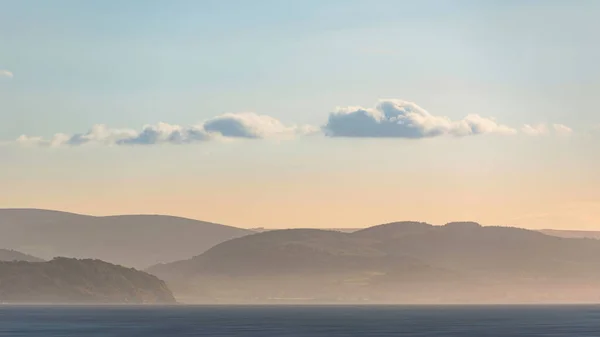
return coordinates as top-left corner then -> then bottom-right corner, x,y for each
16,134 -> 70,147
67,124 -> 138,146
521,123 -> 574,136
117,123 -> 212,145
0,70 -> 13,79
203,112 -> 316,139
16,125 -> 137,147
16,102 -> 573,148
521,124 -> 549,136
452,114 -> 517,136
323,99 -> 516,138
12,113 -> 316,147
553,123 -> 573,136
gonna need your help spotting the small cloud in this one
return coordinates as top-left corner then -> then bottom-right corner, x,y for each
67,124 -> 138,146
0,70 -> 13,79
16,134 -> 70,147
117,123 -> 212,145
553,123 -> 573,136
323,99 -> 516,138
204,113 -> 272,139
521,124 -> 549,136
203,112 -> 306,139
521,123 -> 574,136
452,114 -> 517,136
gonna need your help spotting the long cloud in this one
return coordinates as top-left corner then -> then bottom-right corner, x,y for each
10,99 -> 577,147
16,113 -> 317,147
323,99 -> 516,138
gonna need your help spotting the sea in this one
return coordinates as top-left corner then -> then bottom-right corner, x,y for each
1,305 -> 599,336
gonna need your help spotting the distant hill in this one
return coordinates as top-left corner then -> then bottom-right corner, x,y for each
254,226 -> 600,239
352,221 -> 434,240
250,227 -> 361,233
0,257 -> 176,304
227,225 -> 600,239
0,209 -> 253,269
149,222 -> 600,304
539,229 -> 600,239
0,249 -> 44,262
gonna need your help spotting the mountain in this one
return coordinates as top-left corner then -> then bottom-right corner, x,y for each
0,249 -> 44,262
0,209 -> 253,269
149,222 -> 600,304
0,257 -> 176,304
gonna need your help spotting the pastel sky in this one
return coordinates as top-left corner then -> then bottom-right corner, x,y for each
1,0 -> 599,229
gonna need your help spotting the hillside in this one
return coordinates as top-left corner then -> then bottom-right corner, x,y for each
148,229 -> 449,304
0,249 -> 44,262
149,222 -> 600,304
0,257 -> 176,304
0,209 -> 253,268
148,229 -> 395,278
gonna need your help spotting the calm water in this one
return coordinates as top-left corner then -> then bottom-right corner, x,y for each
1,305 -> 599,336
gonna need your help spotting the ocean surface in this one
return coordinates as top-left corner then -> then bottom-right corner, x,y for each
1,305 -> 600,336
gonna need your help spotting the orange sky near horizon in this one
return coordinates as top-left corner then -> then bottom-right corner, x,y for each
3,140 -> 598,231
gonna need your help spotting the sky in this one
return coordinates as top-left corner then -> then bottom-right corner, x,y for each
1,0 -> 599,229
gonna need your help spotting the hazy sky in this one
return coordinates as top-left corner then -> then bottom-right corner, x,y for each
1,0 -> 599,229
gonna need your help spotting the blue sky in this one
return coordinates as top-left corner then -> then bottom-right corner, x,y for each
1,0 -> 599,229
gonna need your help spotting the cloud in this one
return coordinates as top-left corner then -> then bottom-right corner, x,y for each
203,112 -> 316,139
0,70 -> 13,79
13,113 -> 316,147
16,125 -> 138,147
16,134 -> 71,147
67,124 -> 138,146
323,99 -> 516,138
117,123 -> 211,145
553,123 -> 573,136
521,123 -> 574,136
17,102 -> 578,148
521,124 -> 549,136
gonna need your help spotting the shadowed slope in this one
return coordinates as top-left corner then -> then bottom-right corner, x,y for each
0,257 -> 176,304
148,229 -> 393,277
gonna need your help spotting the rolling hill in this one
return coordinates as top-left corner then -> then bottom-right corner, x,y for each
148,221 -> 600,304
0,257 -> 176,304
0,209 -> 253,268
